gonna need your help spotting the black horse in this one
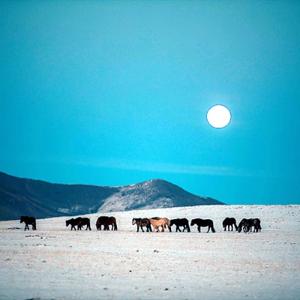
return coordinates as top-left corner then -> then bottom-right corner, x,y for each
223,217 -> 238,231
237,218 -> 261,233
238,218 -> 248,232
96,216 -> 118,231
170,218 -> 190,232
132,218 -> 152,232
191,218 -> 215,233
66,217 -> 91,231
20,216 -> 36,231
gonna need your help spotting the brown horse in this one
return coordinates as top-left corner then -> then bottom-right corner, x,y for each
96,216 -> 118,231
132,218 -> 152,232
149,217 -> 171,232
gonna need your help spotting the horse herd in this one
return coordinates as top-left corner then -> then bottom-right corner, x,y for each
20,215 -> 262,233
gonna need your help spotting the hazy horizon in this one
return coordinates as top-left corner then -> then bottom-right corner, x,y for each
1,169 -> 299,206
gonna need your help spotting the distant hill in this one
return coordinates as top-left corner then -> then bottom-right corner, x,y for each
0,171 -> 224,220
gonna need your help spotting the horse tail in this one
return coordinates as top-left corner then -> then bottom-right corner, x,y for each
186,224 -> 191,232
33,220 -> 37,230
222,220 -> 226,229
234,223 -> 238,231
257,220 -> 261,231
166,219 -> 171,232
211,222 -> 216,233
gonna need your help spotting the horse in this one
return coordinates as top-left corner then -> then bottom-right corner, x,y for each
252,218 -> 262,232
66,218 -> 77,230
132,218 -> 152,232
191,218 -> 215,233
96,216 -> 118,231
149,217 -> 171,232
20,216 -> 36,231
77,217 -> 92,230
237,218 -> 249,232
238,218 -> 261,233
170,218 -> 190,232
222,217 -> 238,231
66,217 -> 91,231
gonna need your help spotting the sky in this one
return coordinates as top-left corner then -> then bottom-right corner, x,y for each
1,0 -> 300,204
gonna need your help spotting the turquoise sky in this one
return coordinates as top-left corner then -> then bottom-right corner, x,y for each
1,1 -> 300,204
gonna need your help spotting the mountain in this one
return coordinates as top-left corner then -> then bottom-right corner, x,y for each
0,171 -> 224,220
98,179 -> 222,212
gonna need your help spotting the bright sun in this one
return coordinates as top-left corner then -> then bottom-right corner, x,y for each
207,105 -> 231,128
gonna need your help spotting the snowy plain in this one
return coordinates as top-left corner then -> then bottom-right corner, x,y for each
0,205 -> 299,300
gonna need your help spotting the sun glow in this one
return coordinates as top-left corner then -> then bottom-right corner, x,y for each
207,105 -> 231,128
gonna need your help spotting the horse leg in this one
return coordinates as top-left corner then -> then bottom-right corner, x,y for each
137,225 -> 139,232
141,226 -> 144,232
198,225 -> 201,232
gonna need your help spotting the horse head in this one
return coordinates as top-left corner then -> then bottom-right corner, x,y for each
132,218 -> 137,225
170,219 -> 175,226
237,219 -> 246,232
66,218 -> 73,227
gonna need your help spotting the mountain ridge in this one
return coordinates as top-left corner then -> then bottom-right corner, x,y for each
0,171 -> 224,220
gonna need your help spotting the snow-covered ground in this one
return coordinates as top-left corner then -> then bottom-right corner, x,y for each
0,205 -> 299,300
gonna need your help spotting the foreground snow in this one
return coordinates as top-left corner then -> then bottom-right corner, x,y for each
0,205 -> 299,300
